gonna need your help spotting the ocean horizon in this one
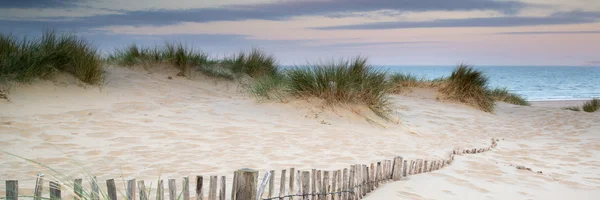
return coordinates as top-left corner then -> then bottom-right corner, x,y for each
281,65 -> 600,101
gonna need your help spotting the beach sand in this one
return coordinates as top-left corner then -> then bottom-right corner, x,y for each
1,66 -> 599,199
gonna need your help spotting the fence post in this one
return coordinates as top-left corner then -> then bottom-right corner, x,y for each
129,179 -> 137,200
209,176 -> 217,200
50,181 -> 61,200
289,168 -> 295,200
74,179 -> 82,200
342,168 -> 348,200
6,180 -> 18,200
302,171 -> 310,200
183,177 -> 190,200
196,176 -> 204,200
375,162 -> 382,187
91,177 -> 99,200
365,167 -> 370,193
296,169 -> 302,198
279,169 -> 286,200
392,156 -> 403,181
258,171 -> 271,199
331,171 -> 338,200
107,179 -> 118,200
169,179 -> 177,200
158,180 -> 165,200
268,170 -> 275,199
139,180 -> 147,200
233,168 -> 258,200
336,170 -> 342,200
311,169 -> 316,200
315,170 -> 322,200
219,176 -> 226,200
34,174 -> 44,200
323,171 -> 330,200
402,160 -> 408,178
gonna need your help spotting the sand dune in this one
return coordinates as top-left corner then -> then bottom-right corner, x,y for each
1,66 -> 598,199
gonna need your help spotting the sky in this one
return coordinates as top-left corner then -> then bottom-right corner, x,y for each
1,0 -> 599,66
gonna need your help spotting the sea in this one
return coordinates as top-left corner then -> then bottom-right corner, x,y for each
379,66 -> 600,101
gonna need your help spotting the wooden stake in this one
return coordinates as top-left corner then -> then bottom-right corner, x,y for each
402,160 -> 408,177
6,180 -> 18,200
302,171 -> 310,200
138,180 -> 147,200
316,170 -> 322,200
74,179 -> 83,200
34,175 -> 44,200
50,181 -> 61,200
158,180 -> 165,200
323,171 -> 330,200
342,168 -> 348,200
183,177 -> 190,200
219,176 -> 226,200
196,176 -> 204,200
289,168 -> 295,199
107,179 -> 117,200
169,179 -> 177,200
233,169 -> 258,200
268,170 -> 275,199
392,156 -> 403,181
128,179 -> 137,200
209,176 -> 217,200
279,169 -> 286,200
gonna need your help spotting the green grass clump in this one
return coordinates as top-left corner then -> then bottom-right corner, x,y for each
389,73 -> 420,92
488,87 -> 530,106
0,31 -> 104,85
562,106 -> 581,111
286,56 -> 390,115
440,64 -> 495,112
561,98 -> 599,113
582,98 -> 600,112
249,72 -> 289,101
228,48 -> 277,78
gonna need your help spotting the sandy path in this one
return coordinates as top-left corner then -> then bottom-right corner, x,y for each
1,66 -> 598,199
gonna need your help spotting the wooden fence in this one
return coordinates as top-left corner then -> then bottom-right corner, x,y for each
2,139 -> 498,200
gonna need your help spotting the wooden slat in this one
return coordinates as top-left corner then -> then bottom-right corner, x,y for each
138,180 -> 147,200
169,179 -> 177,200
183,177 -> 190,200
302,171 -> 310,200
349,166 -> 355,200
49,181 -> 61,200
365,167 -> 370,194
128,179 -> 137,200
369,163 -> 374,191
91,177 -> 99,200
342,168 -> 348,200
356,166 -> 362,199
209,176 -> 217,200
337,170 -> 342,200
323,171 -> 330,200
233,169 -> 258,200
392,156 -> 403,181
219,176 -> 226,200
289,168 -> 295,200
107,179 -> 117,200
34,175 -> 44,200
268,170 -> 275,199
74,179 -> 82,200
158,180 -> 165,200
311,169 -> 316,200
402,160 -> 408,177
316,170 -> 322,200
362,165 -> 368,196
6,180 -> 18,200
297,169 -> 302,198
279,169 -> 286,200
231,172 -> 237,200
196,176 -> 204,200
331,171 -> 338,200
375,162 -> 382,187
424,160 -> 429,173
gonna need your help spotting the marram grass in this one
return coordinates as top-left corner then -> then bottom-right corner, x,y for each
564,98 -> 600,112
488,88 -> 530,106
0,31 -> 104,85
439,64 -> 495,112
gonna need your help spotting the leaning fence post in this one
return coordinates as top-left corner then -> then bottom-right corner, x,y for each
257,171 -> 271,199
50,181 -> 61,200
268,170 -> 275,199
233,168 -> 258,200
6,180 -> 18,200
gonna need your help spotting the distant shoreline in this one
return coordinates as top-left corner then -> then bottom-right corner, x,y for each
529,99 -> 590,108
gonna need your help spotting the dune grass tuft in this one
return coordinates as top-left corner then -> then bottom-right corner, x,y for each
227,48 -> 278,78
439,64 -> 495,112
582,98 -> 600,112
561,98 -> 599,112
286,56 -> 391,116
0,31 -> 104,85
488,87 -> 530,106
562,106 -> 581,112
